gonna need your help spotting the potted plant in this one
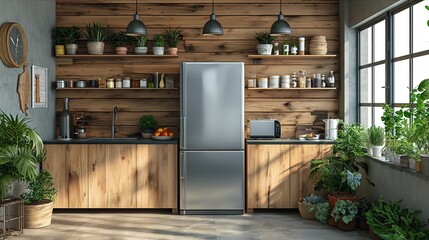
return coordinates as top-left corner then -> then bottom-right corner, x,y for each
298,193 -> 324,219
152,34 -> 165,55
365,197 -> 429,240
84,22 -> 109,55
367,126 -> 385,158
309,202 -> 329,224
54,27 -> 67,55
139,115 -> 157,138
0,112 -> 43,200
21,170 -> 56,228
111,31 -> 132,55
164,26 -> 181,55
255,31 -> 276,55
330,200 -> 358,231
134,36 -> 147,55
64,26 -> 81,55
310,122 -> 372,210
356,198 -> 370,230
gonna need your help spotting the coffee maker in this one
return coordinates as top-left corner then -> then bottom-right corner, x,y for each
323,118 -> 339,140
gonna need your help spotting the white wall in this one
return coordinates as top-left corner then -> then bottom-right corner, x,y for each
0,0 -> 56,140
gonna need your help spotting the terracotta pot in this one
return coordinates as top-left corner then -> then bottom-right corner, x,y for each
415,160 -> 423,172
115,47 -> 128,55
167,47 -> 178,55
328,193 -> 357,211
327,217 -> 338,227
65,43 -> 78,55
24,201 -> 53,228
337,218 -> 357,231
369,227 -> 382,240
55,45 -> 65,55
87,42 -> 105,55
357,216 -> 369,230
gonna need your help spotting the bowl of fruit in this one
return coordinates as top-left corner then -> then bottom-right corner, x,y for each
152,127 -> 174,140
306,133 -> 320,140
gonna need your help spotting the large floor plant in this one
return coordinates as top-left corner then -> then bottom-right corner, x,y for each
0,112 -> 44,200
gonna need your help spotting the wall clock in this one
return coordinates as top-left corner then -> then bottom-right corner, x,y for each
0,22 -> 28,68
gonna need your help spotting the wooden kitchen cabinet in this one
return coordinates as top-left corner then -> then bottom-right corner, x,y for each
44,143 -> 177,210
246,144 -> 332,212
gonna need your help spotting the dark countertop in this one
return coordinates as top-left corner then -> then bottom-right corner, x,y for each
247,138 -> 335,144
44,138 -> 178,144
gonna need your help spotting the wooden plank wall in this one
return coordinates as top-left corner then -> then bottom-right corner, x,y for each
55,0 -> 339,138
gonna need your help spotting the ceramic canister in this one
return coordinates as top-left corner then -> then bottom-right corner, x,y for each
281,75 -> 290,88
257,78 -> 268,88
269,75 -> 280,88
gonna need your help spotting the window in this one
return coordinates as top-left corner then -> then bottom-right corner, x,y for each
358,0 -> 429,127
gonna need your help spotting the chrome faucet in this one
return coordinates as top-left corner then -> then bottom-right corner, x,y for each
112,106 -> 119,138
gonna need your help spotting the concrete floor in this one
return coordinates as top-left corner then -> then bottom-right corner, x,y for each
15,211 -> 369,240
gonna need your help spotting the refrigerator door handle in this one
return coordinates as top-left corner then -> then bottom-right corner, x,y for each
180,116 -> 185,149
179,152 -> 185,210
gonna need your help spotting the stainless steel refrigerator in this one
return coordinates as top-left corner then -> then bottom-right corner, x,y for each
180,62 -> 244,215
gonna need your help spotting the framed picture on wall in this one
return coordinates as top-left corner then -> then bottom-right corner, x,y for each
31,65 -> 48,108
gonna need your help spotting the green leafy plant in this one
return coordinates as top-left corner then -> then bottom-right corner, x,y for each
139,115 -> 158,131
21,170 -> 56,205
164,26 -> 182,48
84,22 -> 110,42
310,122 -> 371,195
302,193 -> 324,204
330,200 -> 358,224
64,26 -> 81,44
309,202 -> 329,224
135,36 -> 147,47
365,197 -> 429,240
153,34 -> 165,47
368,125 -> 385,146
111,31 -> 132,48
54,27 -> 67,45
0,112 -> 44,200
255,31 -> 276,44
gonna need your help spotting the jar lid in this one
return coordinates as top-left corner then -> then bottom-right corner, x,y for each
258,78 -> 268,81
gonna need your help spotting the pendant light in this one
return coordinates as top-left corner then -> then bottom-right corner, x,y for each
270,0 -> 291,36
126,0 -> 147,36
202,0 -> 223,36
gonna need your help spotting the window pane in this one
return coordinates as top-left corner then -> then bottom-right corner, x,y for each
413,1 -> 429,53
374,107 -> 385,128
374,64 -> 386,103
394,60 -> 410,104
374,20 -> 386,62
360,68 -> 372,103
413,54 -> 429,89
360,27 -> 372,65
360,107 -> 372,127
394,8 -> 410,58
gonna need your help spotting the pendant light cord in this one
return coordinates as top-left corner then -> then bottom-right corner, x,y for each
135,0 -> 138,14
279,0 -> 283,14
212,0 -> 214,14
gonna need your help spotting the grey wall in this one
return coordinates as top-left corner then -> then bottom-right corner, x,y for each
349,0 -> 407,27
0,0 -> 56,140
362,159 -> 429,222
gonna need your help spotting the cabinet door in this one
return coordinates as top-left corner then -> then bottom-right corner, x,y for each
88,144 -> 107,208
43,144 -> 68,208
67,145 -> 88,208
247,144 -> 291,209
106,144 -> 137,208
136,144 -> 177,209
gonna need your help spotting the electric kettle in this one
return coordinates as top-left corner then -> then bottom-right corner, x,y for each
323,118 -> 339,140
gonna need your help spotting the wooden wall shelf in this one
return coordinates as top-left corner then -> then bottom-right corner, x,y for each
246,88 -> 336,90
247,54 -> 337,59
56,88 -> 178,90
56,54 -> 179,58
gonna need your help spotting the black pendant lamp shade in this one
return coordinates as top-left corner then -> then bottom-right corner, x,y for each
202,0 -> 223,36
270,0 -> 291,36
126,0 -> 147,36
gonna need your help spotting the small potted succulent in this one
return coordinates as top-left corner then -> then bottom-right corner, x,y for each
152,34 -> 165,55
139,115 -> 158,138
331,200 -> 358,231
111,31 -> 132,55
54,27 -> 67,55
84,22 -> 109,55
255,31 -> 276,55
164,26 -> 181,55
64,26 -> 81,55
134,36 -> 147,55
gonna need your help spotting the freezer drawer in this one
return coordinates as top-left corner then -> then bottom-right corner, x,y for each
180,151 -> 244,214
